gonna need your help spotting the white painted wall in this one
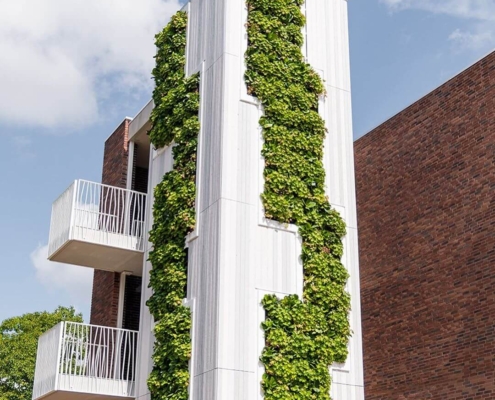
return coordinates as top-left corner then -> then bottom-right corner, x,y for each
135,0 -> 363,398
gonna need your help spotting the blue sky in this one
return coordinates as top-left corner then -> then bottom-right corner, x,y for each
0,0 -> 493,323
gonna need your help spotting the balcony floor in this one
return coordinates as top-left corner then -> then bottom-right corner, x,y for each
50,239 -> 143,276
39,392 -> 134,400
36,374 -> 135,400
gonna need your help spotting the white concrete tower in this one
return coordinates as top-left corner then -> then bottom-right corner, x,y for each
136,0 -> 363,399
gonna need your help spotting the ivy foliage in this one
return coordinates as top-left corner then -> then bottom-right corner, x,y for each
245,0 -> 351,398
147,11 -> 199,400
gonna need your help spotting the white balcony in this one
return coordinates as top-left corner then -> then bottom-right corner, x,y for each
33,322 -> 138,400
48,180 -> 147,275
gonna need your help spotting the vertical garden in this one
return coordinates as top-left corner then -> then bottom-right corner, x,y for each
148,11 -> 199,400
245,0 -> 351,398
148,1 -> 351,398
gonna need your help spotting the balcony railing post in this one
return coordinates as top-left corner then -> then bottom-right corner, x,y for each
47,201 -> 56,257
123,190 -> 131,237
113,328 -> 121,380
54,322 -> 64,391
68,181 -> 78,241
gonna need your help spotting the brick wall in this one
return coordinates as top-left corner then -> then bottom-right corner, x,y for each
90,118 -> 131,327
102,118 -> 130,188
90,271 -> 121,327
355,51 -> 495,399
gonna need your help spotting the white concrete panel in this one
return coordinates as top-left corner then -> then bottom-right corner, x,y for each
224,0 -> 243,58
305,0 -> 327,75
186,0 -> 205,75
189,201 -> 222,375
330,381 -> 365,400
150,146 -> 174,188
217,369 -> 256,400
192,370 -> 217,400
323,87 -> 357,228
255,227 -> 303,297
324,0 -> 352,93
306,0 -> 351,92
188,0 -> 226,74
199,56 -> 225,212
336,227 -> 364,384
217,200 -> 257,371
221,100 -> 259,206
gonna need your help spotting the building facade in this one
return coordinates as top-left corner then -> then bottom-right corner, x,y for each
32,0 -> 363,399
356,51 -> 495,399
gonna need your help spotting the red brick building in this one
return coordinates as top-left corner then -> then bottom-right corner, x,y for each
90,117 -> 146,331
355,51 -> 495,399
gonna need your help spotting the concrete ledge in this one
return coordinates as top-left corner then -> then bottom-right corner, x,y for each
129,99 -> 154,141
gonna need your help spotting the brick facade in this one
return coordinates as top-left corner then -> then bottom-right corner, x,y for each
90,271 -> 121,327
102,118 -> 130,189
355,51 -> 495,399
89,118 -> 131,327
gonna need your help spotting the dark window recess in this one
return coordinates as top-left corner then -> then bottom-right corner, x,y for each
133,167 -> 149,194
122,275 -> 142,331
120,275 -> 141,381
131,144 -> 149,194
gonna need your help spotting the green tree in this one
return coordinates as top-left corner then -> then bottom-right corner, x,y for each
0,306 -> 83,400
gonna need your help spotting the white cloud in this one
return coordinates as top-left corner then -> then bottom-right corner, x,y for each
380,0 -> 495,51
31,245 -> 93,314
0,0 -> 181,129
449,26 -> 494,51
381,0 -> 407,8
380,0 -> 495,19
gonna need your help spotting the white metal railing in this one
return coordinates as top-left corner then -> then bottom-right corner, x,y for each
48,183 -> 76,257
48,180 -> 147,257
32,323 -> 63,399
33,322 -> 138,399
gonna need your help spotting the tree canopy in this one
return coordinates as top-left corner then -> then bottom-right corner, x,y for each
0,306 -> 83,400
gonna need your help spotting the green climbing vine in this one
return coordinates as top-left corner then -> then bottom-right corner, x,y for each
245,0 -> 351,398
147,11 -> 199,400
